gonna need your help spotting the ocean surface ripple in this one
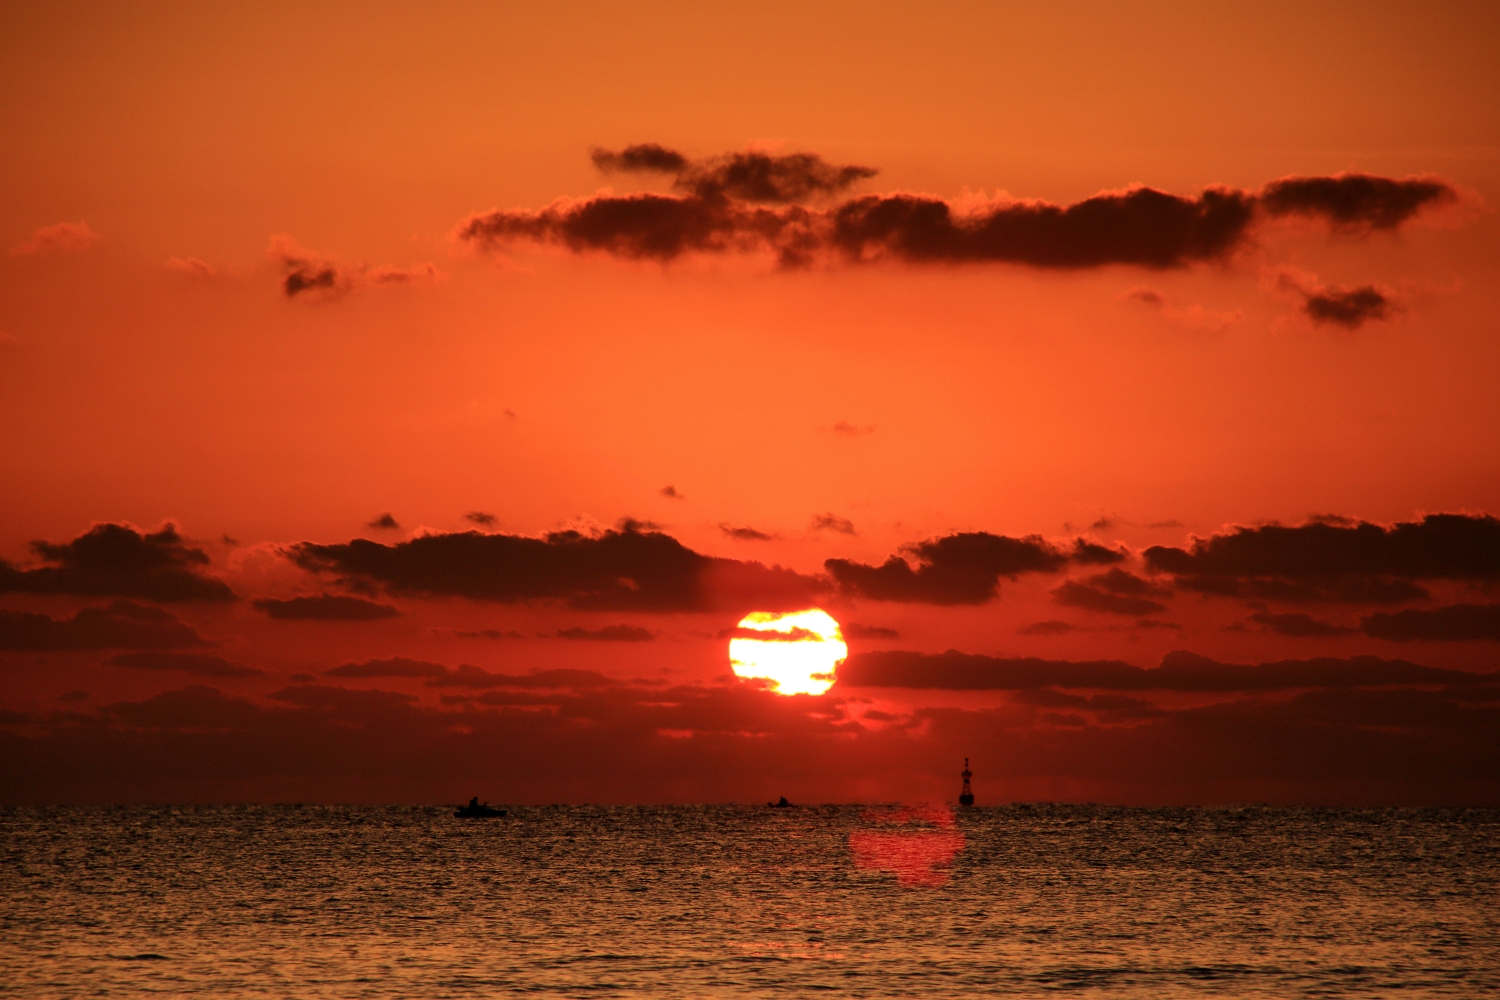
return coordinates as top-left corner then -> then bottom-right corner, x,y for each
2,804 -> 1497,997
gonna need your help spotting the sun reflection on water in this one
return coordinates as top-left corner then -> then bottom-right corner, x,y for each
848,805 -> 966,887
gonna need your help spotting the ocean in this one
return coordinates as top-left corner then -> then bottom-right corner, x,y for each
2,804 -> 1496,997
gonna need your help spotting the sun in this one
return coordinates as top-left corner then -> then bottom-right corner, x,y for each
728,608 -> 847,696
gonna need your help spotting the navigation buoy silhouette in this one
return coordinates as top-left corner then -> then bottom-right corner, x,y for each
959,757 -> 974,806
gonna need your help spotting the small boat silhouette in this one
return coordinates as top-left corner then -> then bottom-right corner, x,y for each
454,796 -> 506,818
768,796 -> 792,808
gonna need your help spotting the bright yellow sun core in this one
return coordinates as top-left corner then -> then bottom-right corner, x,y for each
728,609 -> 847,696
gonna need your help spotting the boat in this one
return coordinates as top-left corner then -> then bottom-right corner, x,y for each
454,796 -> 506,818
768,796 -> 792,808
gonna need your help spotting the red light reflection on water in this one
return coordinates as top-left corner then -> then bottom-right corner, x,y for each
847,805 -> 965,887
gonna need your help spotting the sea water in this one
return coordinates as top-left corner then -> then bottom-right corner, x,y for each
2,804 -> 1497,997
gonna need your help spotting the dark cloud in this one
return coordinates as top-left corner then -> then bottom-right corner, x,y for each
843,623 -> 900,640
270,236 -> 354,299
590,145 -> 877,204
1277,270 -> 1396,329
267,684 -> 418,712
1302,285 -> 1394,328
1144,513 -> 1500,603
554,625 -> 656,642
441,628 -> 524,640
0,678 -> 856,802
325,656 -> 462,679
1091,568 -> 1170,598
1248,611 -> 1353,638
289,525 -> 821,613
463,669 -> 626,689
1258,173 -> 1456,230
103,685 -> 268,730
831,421 -> 875,436
810,514 -> 856,535
367,513 -> 400,531
1019,620 -> 1076,637
270,236 -> 441,299
1069,539 -> 1128,565
1361,604 -> 1500,642
1014,618 -> 1180,635
5,672 -> 1498,804
719,626 -> 824,642
0,600 -> 206,651
829,186 -> 1256,268
283,265 -> 345,297
324,657 -> 507,689
458,183 -> 1260,269
465,182 -> 1257,268
1053,585 -> 1166,617
838,648 -> 1491,692
465,511 -> 498,526
1011,687 -> 1167,722
1053,569 -> 1171,616
456,190 -> 791,263
0,523 -> 233,602
324,658 -> 625,690
107,652 -> 260,677
251,594 -> 399,621
590,143 -> 689,174
828,532 -> 1109,605
1176,574 -> 1429,605
659,485 -> 684,499
719,524 -> 777,542
459,151 -> 1455,272
679,151 -> 878,204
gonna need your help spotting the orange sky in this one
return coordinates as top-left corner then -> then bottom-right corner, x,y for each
2,2 -> 1499,805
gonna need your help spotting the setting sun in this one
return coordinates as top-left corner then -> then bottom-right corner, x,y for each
728,609 -> 848,696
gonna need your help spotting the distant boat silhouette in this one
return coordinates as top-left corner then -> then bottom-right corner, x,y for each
768,796 -> 792,808
454,796 -> 506,818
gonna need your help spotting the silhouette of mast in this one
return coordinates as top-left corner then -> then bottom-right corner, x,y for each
959,757 -> 974,806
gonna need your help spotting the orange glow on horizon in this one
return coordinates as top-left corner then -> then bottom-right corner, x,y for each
1,4 -> 1497,808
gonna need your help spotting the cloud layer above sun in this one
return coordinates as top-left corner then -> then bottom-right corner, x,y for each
3,512 -> 1498,805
